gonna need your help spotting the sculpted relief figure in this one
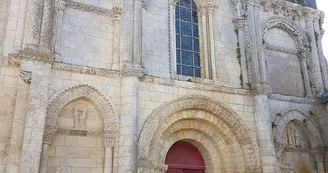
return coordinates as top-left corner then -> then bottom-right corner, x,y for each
73,105 -> 87,129
286,128 -> 300,147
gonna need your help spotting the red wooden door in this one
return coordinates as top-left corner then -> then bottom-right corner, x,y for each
165,141 -> 205,173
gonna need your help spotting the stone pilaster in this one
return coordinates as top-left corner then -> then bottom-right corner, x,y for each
18,60 -> 51,173
112,8 -> 122,70
119,75 -> 140,173
13,0 -> 29,51
253,95 -> 277,173
200,8 -> 209,79
298,50 -> 313,98
305,19 -> 324,97
5,71 -> 30,173
208,7 -> 217,80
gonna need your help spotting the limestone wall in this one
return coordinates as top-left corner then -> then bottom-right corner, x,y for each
0,0 -> 10,55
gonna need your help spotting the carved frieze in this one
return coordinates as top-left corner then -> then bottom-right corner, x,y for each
260,0 -> 324,21
8,49 -> 54,66
64,0 -> 122,17
52,63 -> 120,77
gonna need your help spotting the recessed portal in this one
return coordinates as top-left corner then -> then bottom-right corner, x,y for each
165,141 -> 205,173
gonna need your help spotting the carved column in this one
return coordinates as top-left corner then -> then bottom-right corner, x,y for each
18,60 -> 51,173
313,18 -> 328,91
305,18 -> 324,97
104,130 -> 117,173
208,6 -> 217,80
13,0 -> 29,51
122,0 -> 134,63
169,4 -> 177,78
133,0 -> 143,65
112,8 -> 122,70
25,0 -> 45,50
40,0 -> 55,51
299,50 -> 313,98
234,18 -> 249,89
200,8 -> 209,79
5,71 -> 30,173
119,75 -> 140,173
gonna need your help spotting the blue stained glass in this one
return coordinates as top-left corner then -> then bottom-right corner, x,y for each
193,24 -> 199,38
194,68 -> 200,77
176,21 -> 180,34
177,65 -> 182,74
175,0 -> 200,77
182,66 -> 193,76
176,36 -> 181,48
192,1 -> 197,10
194,53 -> 200,66
181,51 -> 193,66
181,22 -> 192,36
193,38 -> 199,51
180,0 -> 191,7
176,50 -> 181,63
180,7 -> 191,22
175,7 -> 180,19
192,10 -> 198,23
181,36 -> 192,50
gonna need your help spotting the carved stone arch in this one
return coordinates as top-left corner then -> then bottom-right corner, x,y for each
262,17 -> 309,51
273,109 -> 324,158
43,84 -> 119,144
138,95 -> 261,173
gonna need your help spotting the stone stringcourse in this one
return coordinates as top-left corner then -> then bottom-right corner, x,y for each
269,94 -> 317,104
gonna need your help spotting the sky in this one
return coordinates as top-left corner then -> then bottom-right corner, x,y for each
317,0 -> 327,57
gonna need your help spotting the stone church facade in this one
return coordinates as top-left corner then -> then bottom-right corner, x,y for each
0,0 -> 327,172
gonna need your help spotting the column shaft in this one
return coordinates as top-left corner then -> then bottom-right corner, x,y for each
40,0 -> 55,51
133,0 -> 142,64
119,77 -> 139,173
13,0 -> 29,50
300,57 -> 313,98
18,61 -> 51,173
201,11 -> 209,79
122,0 -> 134,62
104,147 -> 113,173
254,95 -> 277,173
112,12 -> 122,70
306,20 -> 324,96
208,9 -> 216,80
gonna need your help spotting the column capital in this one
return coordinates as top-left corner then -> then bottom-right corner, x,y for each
121,61 -> 146,78
55,0 -> 66,10
234,17 -> 246,29
20,70 -> 32,84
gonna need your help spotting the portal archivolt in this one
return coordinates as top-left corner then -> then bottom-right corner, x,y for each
137,96 -> 261,173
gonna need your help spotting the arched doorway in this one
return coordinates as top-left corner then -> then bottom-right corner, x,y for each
165,141 -> 205,173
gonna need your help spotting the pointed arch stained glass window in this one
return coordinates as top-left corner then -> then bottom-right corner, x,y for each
176,0 -> 200,77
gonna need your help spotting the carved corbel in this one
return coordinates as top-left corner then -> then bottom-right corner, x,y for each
20,70 -> 32,83
55,0 -> 67,10
142,0 -> 148,9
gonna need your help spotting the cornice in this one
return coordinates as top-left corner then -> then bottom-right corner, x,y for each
259,0 -> 324,21
60,0 -> 122,16
269,94 -> 317,104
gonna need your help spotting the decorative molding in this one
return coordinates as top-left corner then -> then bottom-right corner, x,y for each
263,43 -> 298,55
65,0 -> 122,16
43,84 -> 119,145
259,0 -> 324,20
121,61 -> 147,78
56,128 -> 103,137
8,49 -> 54,66
20,70 -> 32,83
269,94 -> 316,104
53,63 -> 120,78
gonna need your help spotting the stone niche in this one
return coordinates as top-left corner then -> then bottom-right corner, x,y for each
46,98 -> 105,173
279,121 -> 317,173
264,28 -> 306,97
